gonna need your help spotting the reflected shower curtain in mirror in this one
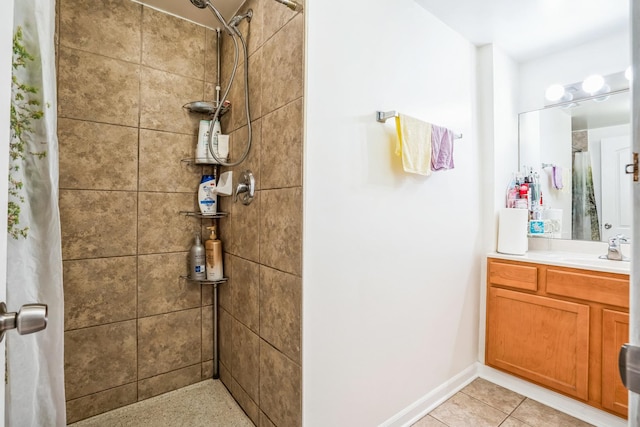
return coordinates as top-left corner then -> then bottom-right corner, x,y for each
8,0 -> 66,425
572,151 -> 601,241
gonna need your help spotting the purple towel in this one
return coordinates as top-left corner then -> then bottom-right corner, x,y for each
552,166 -> 563,189
431,124 -> 455,171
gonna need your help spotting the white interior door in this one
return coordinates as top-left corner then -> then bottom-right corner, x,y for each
601,136 -> 632,242
0,1 -> 14,425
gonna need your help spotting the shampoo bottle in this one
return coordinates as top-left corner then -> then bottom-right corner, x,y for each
189,234 -> 207,280
210,119 -> 222,164
198,174 -> 217,215
205,225 -> 223,281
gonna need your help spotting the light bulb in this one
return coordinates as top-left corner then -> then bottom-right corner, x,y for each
582,74 -> 605,94
626,66 -> 633,81
545,84 -> 566,102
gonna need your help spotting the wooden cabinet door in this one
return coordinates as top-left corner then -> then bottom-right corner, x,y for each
486,287 -> 590,400
602,309 -> 629,417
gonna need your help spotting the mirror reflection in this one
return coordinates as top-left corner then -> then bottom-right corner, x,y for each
518,89 -> 631,242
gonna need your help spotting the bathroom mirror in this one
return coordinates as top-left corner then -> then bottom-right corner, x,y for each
518,89 -> 631,242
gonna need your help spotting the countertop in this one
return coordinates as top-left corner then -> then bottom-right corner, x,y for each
488,250 -> 630,275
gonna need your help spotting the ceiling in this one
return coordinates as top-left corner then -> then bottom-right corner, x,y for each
136,0 -> 629,62
132,0 -> 245,28
414,0 -> 629,62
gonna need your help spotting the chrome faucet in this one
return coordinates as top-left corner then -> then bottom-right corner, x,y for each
601,234 -> 630,261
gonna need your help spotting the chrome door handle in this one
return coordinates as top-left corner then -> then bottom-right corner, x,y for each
0,302 -> 47,342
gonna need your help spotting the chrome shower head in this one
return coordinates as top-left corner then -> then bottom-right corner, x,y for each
189,0 -> 208,9
274,0 -> 303,12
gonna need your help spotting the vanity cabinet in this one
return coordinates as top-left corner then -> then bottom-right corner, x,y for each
486,258 -> 629,418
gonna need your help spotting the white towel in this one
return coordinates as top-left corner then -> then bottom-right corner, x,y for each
395,114 -> 432,176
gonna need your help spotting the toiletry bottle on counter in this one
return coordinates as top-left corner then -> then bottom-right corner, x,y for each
205,225 -> 223,281
198,174 -> 217,215
189,234 -> 206,280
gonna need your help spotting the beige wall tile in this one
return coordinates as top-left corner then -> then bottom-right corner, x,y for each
262,0 -> 300,43
60,190 -> 137,260
260,412 -> 277,427
227,190 -> 260,262
259,188 -> 302,275
59,118 -> 138,191
138,309 -> 202,379
58,47 -> 140,127
66,382 -> 137,424
204,29 -> 219,83
140,66 -> 202,135
64,321 -> 137,400
232,256 -> 260,333
142,7 -> 205,80
218,253 -> 232,310
259,266 -> 301,363
219,308 -> 233,369
228,374 -> 261,426
260,15 -> 303,115
60,0 -> 142,63
139,129 -> 202,193
137,364 -> 201,401
259,340 -> 301,427
230,120 -> 261,190
202,360 -> 214,380
137,192 -> 200,255
227,53 -> 262,131
261,98 -> 303,189
232,320 -> 260,402
138,252 -> 200,317
202,305 -> 214,361
63,257 -> 137,330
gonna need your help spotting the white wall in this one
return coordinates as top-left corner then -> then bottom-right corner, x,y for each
519,30 -> 630,113
476,45 -> 519,363
303,1 -> 482,425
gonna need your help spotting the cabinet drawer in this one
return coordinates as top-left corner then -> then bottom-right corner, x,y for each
546,269 -> 629,308
489,261 -> 537,291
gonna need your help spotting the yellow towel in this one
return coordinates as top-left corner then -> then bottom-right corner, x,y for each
395,114 -> 432,175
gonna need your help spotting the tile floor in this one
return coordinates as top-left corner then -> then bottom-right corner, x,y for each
413,378 -> 593,427
68,380 -> 253,427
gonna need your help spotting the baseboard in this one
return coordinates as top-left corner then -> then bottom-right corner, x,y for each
379,363 -> 627,427
478,365 -> 627,427
378,363 -> 478,427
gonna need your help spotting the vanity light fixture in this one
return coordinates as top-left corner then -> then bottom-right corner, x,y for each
544,70 -> 629,107
582,74 -> 605,94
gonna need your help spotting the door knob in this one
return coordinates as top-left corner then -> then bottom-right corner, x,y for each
0,302 -> 47,342
605,223 -> 612,229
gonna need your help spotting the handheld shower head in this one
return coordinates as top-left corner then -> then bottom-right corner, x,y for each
189,0 -> 208,9
274,0 -> 303,12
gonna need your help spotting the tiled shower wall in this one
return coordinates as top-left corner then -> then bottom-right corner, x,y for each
217,2 -> 304,426
57,0 -> 219,422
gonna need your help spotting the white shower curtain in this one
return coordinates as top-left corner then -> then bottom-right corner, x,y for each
7,1 -> 66,426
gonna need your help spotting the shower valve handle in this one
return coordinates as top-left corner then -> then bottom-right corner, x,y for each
235,170 -> 255,206
0,302 -> 48,343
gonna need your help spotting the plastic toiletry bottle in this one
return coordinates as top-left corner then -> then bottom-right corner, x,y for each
190,234 -> 207,280
198,174 -> 217,215
205,225 -> 223,281
195,119 -> 212,164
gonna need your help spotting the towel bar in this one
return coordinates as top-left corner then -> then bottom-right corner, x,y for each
375,110 -> 463,139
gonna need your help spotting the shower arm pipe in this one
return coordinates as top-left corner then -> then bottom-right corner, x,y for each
208,29 -> 253,167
